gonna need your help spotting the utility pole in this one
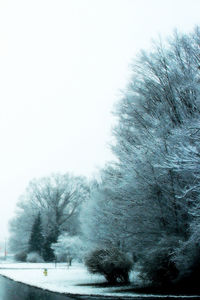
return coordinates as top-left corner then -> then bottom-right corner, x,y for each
4,238 -> 6,260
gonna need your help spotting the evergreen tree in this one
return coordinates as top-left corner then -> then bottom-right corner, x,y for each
28,213 -> 44,256
42,229 -> 58,262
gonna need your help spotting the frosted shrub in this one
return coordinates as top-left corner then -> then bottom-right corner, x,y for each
26,252 -> 44,263
173,237 -> 200,286
139,245 -> 179,286
84,247 -> 133,284
14,251 -> 27,262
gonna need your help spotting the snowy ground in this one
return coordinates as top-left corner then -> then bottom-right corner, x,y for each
0,261 -> 199,298
0,261 -> 143,298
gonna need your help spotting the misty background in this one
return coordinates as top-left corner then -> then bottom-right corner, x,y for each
0,0 -> 199,244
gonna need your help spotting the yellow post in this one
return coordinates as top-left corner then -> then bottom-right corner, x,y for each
43,268 -> 48,276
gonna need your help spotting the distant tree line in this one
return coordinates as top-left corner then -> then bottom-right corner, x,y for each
9,26 -> 200,289
9,173 -> 89,262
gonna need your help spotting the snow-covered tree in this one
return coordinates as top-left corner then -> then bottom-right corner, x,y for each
9,198 -> 38,253
111,28 -> 200,283
81,27 -> 200,285
80,171 -> 126,251
52,233 -> 85,264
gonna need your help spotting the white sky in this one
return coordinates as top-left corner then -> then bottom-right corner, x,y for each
0,0 -> 199,242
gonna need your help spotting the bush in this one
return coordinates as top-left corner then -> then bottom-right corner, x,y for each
84,247 -> 133,284
26,252 -> 44,263
14,251 -> 27,262
173,239 -> 200,288
139,248 -> 179,286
